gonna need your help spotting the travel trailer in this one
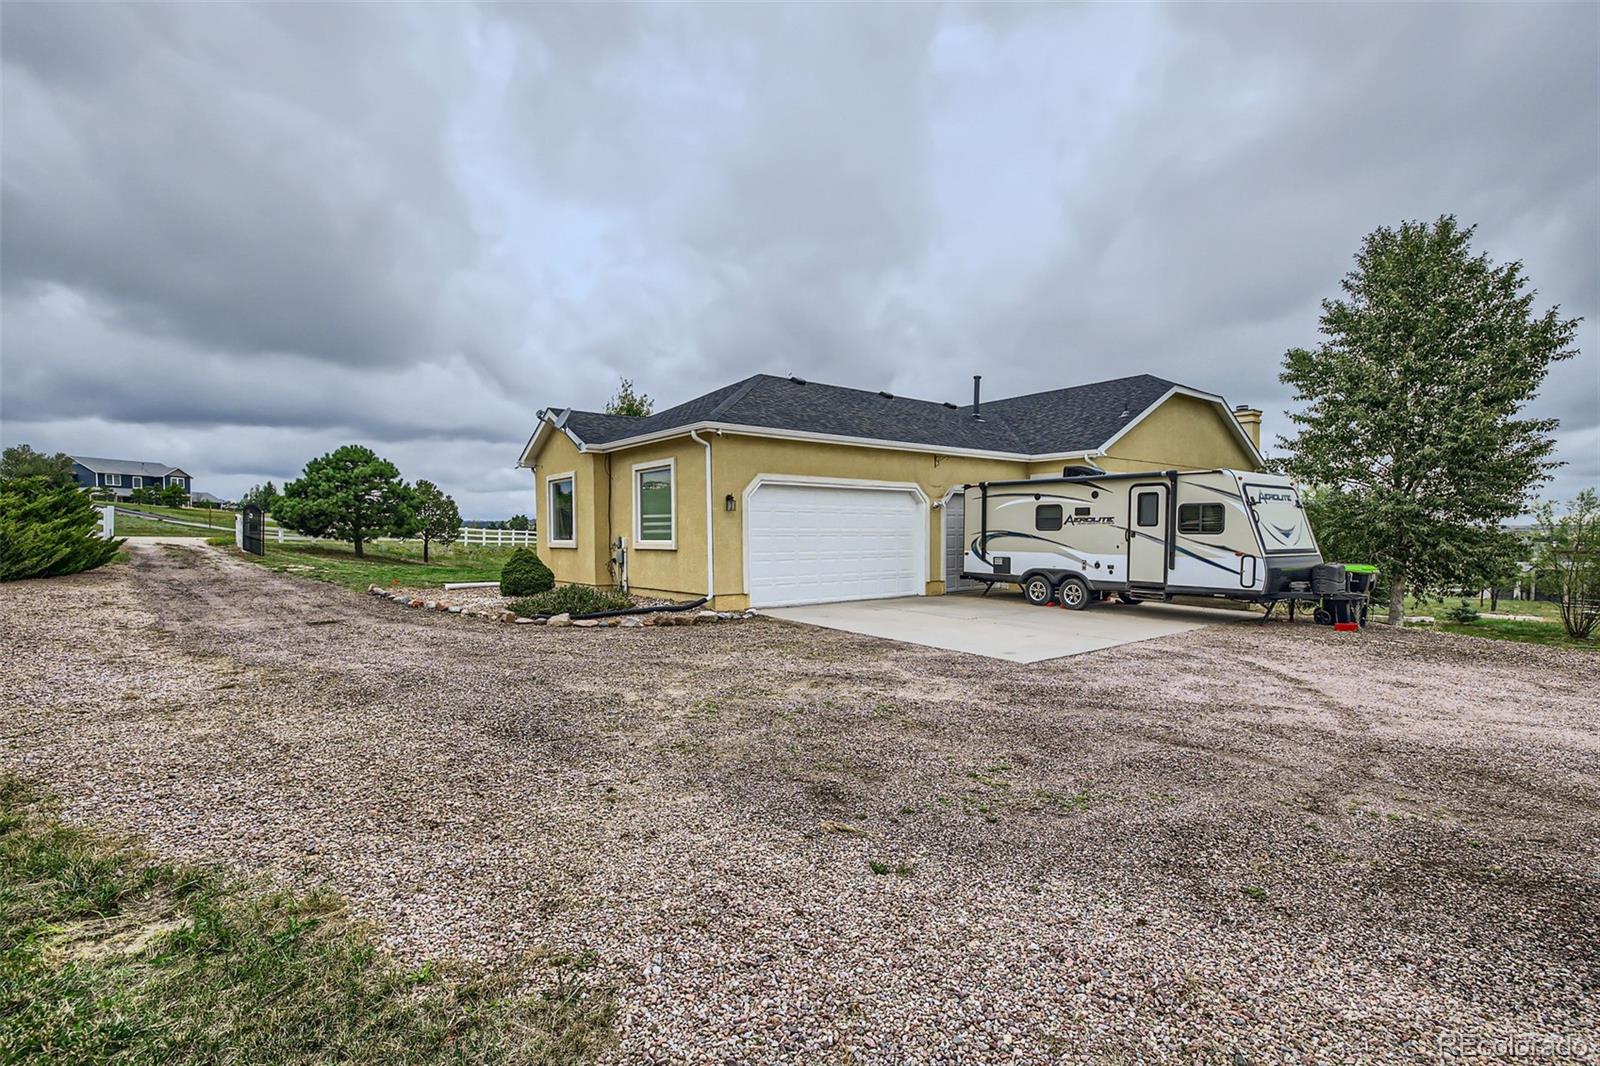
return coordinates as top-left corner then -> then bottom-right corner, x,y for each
961,468 -> 1371,623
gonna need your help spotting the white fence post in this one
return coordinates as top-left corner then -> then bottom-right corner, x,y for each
101,505 -> 115,539
235,512 -> 243,548
278,526 -> 285,543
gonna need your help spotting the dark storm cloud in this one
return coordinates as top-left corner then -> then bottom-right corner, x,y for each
2,3 -> 474,369
1,2 -> 1595,514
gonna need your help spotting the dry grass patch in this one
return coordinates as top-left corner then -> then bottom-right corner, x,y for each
0,775 -> 614,1065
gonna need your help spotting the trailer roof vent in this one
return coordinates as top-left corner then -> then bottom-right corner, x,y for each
788,375 -> 808,385
941,401 -> 957,410
878,390 -> 894,399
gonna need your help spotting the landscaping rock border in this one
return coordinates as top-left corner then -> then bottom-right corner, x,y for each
366,585 -> 755,627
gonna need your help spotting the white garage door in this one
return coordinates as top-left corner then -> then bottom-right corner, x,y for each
746,483 -> 925,608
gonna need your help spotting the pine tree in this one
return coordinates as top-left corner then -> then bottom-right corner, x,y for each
413,480 -> 462,563
1279,216 -> 1579,625
0,476 -> 123,581
276,446 -> 418,557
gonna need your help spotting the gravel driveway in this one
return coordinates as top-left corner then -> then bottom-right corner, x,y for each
3,544 -> 1596,1063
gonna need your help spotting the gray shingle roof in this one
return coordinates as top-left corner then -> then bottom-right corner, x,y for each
72,456 -> 188,477
552,373 -> 1191,456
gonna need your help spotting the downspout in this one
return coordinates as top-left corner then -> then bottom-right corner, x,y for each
689,430 -> 714,602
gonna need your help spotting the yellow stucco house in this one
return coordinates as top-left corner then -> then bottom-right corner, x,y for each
516,373 -> 1263,611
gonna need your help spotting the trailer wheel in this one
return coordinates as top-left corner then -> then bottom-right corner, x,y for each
1057,576 -> 1091,610
1022,575 -> 1055,607
1312,607 -> 1334,626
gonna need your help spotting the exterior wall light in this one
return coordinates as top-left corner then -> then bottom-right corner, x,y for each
725,494 -> 737,512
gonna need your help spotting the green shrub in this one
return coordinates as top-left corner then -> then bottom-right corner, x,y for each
499,548 -> 555,596
509,585 -> 633,617
0,477 -> 123,582
1443,599 -> 1482,625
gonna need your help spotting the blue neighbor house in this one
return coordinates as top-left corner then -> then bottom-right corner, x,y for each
71,456 -> 194,502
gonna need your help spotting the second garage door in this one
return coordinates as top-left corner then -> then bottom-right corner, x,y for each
746,483 -> 925,608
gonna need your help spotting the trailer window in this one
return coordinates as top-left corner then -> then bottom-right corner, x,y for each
1178,503 -> 1225,535
1035,504 -> 1063,531
1136,492 -> 1160,527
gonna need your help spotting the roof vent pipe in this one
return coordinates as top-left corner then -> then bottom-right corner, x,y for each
972,375 -> 982,420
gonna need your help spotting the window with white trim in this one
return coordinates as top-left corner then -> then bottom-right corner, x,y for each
105,473 -> 122,487
547,475 -> 576,546
634,461 -> 674,547
131,476 -> 143,488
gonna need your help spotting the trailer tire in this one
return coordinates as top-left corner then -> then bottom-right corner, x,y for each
1022,574 -> 1055,607
1312,607 -> 1334,626
1057,576 -> 1091,610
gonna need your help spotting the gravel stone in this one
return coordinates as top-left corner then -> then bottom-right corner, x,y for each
2,544 -> 1596,1064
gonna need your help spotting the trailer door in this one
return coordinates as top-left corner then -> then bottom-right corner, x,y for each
1127,484 -> 1169,585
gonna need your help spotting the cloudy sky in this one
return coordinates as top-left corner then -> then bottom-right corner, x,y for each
2,3 -> 1595,517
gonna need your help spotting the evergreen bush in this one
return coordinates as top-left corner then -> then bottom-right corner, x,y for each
509,585 -> 633,617
0,477 -> 123,581
499,548 -> 554,596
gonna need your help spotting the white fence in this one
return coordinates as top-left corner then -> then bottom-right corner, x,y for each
98,504 -> 534,550
458,526 -> 536,547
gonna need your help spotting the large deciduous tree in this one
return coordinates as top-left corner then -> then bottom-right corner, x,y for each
275,446 -> 418,557
1279,216 -> 1579,625
413,479 -> 462,563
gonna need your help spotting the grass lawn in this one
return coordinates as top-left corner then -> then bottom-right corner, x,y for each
1418,617 -> 1598,652
1403,593 -> 1563,622
113,514 -> 214,537
233,539 -> 520,591
0,775 -> 613,1064
112,504 -> 251,537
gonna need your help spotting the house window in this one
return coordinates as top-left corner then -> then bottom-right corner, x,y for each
1178,502 -> 1225,535
105,473 -> 122,487
546,474 -> 576,547
131,476 -> 143,489
1136,491 -> 1160,527
634,461 -> 675,548
1035,503 -> 1063,531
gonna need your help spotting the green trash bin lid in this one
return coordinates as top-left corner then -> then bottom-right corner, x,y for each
1343,563 -> 1379,573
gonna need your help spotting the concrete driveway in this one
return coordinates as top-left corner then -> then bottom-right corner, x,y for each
762,589 -> 1258,662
